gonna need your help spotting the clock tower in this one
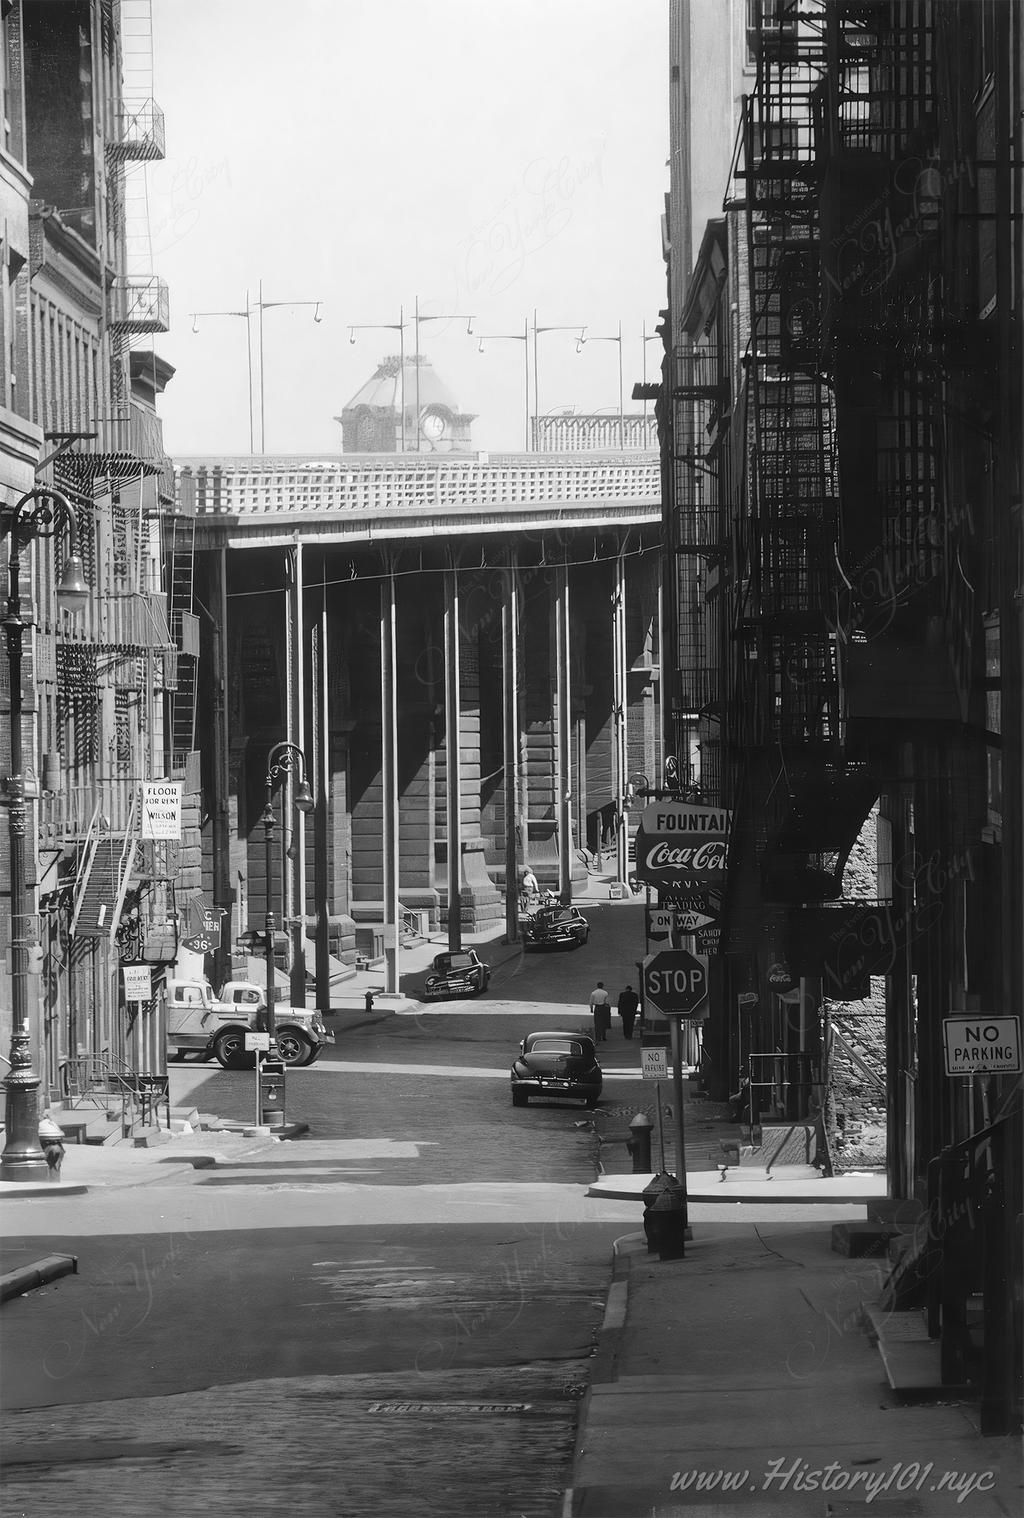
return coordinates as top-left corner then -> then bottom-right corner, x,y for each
336,353 -> 476,453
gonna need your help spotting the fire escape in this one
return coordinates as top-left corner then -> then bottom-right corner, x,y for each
735,0 -> 879,907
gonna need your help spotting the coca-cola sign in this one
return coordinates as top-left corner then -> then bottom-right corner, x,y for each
634,803 -> 731,889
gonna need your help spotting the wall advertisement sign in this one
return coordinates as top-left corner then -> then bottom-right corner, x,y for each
634,803 -> 731,890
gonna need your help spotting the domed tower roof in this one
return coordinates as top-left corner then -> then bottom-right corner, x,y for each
335,354 -> 476,454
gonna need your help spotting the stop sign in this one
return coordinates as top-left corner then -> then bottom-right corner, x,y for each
643,949 -> 710,1017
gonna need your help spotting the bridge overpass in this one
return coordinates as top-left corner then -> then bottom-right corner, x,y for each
175,451 -> 665,1000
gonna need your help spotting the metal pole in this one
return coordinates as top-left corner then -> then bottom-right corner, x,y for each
555,557 -> 572,903
618,321 -> 625,449
313,562 -> 331,1010
245,290 -> 254,453
445,560 -> 463,950
1,546 -> 46,1179
670,1016 -> 689,1242
380,565 -> 400,991
613,554 -> 629,885
289,544 -> 307,1004
523,317 -> 530,451
532,309 -> 539,450
399,306 -> 406,454
263,789 -> 276,1042
258,278 -> 265,453
503,550 -> 520,943
415,296 -> 421,449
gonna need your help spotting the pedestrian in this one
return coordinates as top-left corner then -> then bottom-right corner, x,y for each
589,980 -> 611,1042
616,983 -> 640,1039
519,866 -> 539,914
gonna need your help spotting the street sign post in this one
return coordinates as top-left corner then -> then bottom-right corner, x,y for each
642,949 -> 710,1019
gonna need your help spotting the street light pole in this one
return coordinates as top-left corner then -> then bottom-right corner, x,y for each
476,319 -> 531,450
349,313 -> 409,452
413,299 -> 474,448
577,322 -> 625,448
532,312 -> 586,449
261,742 -> 313,1044
1,488 -> 89,1181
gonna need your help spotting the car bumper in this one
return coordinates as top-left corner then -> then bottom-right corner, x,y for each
510,1075 -> 601,1099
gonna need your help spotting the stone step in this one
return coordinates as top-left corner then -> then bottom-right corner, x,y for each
864,1306 -> 969,1396
831,1220 -> 903,1258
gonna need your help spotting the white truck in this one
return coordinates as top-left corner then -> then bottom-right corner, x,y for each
165,978 -> 332,1068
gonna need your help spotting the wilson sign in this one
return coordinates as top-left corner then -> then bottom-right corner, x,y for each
634,803 -> 730,890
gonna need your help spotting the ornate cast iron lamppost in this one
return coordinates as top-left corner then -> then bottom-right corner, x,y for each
261,742 -> 313,1046
1,488 -> 88,1181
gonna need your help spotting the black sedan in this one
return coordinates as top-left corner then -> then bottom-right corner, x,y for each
510,1030 -> 603,1107
522,904 -> 590,949
423,949 -> 491,999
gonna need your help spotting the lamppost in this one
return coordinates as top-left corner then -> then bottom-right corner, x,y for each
349,312 -> 410,452
261,742 -> 313,1045
191,282 -> 323,452
576,322 -> 625,448
1,487 -> 89,1181
532,312 -> 586,448
413,298 -> 474,448
475,319 -> 531,450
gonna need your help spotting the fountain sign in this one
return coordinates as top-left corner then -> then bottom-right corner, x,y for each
634,803 -> 731,890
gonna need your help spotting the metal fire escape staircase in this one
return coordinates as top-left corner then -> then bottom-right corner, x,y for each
70,790 -> 140,940
739,1 -> 877,902
167,482 -> 199,770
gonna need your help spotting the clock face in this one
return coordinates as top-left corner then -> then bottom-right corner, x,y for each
420,410 -> 447,442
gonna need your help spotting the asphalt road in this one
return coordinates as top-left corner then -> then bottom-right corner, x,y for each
0,904 -> 648,1518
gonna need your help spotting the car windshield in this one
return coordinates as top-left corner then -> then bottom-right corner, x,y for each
446,954 -> 475,969
531,1039 -> 582,1055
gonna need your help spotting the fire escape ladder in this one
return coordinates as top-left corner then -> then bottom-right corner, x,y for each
167,503 -> 199,769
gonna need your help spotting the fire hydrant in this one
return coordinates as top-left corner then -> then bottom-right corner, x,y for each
364,989 -> 375,1014
626,1113 -> 653,1173
38,1115 -> 66,1181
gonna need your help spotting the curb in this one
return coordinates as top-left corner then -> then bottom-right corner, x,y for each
1,1253 -> 78,1303
564,1231 -> 642,1517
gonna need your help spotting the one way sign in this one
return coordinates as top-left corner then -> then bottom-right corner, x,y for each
676,910 -> 716,931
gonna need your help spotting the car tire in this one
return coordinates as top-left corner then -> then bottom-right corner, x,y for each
213,1030 -> 250,1070
275,1030 -> 314,1067
511,1088 -> 528,1107
585,1095 -> 599,1108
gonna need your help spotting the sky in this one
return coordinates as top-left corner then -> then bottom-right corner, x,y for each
143,0 -> 670,457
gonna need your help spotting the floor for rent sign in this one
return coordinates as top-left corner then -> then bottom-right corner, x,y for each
141,780 -> 183,840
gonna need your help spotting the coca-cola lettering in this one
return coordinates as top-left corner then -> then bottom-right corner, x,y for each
644,840 -> 726,871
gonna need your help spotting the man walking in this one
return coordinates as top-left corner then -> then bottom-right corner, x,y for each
617,983 -> 640,1039
589,980 -> 611,1042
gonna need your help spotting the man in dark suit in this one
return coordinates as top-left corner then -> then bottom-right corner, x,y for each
616,984 -> 640,1039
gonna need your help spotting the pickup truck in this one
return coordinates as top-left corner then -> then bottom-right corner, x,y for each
165,978 -> 332,1068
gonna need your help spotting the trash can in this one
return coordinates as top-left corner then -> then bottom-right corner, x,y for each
641,1171 -> 687,1258
259,1060 -> 286,1128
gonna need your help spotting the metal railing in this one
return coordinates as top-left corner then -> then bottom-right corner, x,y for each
60,1053 -> 170,1135
923,1107 -> 1022,1435
177,456 -> 662,519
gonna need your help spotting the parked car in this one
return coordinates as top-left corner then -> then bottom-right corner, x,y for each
510,1029 -> 603,1107
164,978 -> 332,1068
423,949 -> 491,999
522,904 -> 590,950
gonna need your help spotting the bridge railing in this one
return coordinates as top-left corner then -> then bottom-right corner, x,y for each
177,456 -> 661,517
